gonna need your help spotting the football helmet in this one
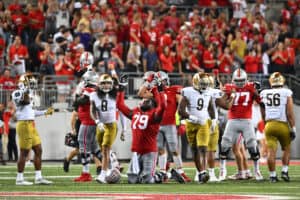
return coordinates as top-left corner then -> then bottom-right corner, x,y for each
232,68 -> 247,88
82,71 -> 99,86
142,71 -> 155,82
105,168 -> 121,184
199,73 -> 210,91
156,71 -> 170,86
269,72 -> 285,87
18,73 -> 38,90
80,51 -> 94,69
98,74 -> 113,93
192,73 -> 200,90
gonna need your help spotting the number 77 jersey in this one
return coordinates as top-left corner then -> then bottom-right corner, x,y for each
260,88 -> 292,122
223,83 -> 260,119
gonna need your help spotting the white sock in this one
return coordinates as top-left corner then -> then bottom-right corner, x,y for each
208,168 -> 215,177
200,170 -> 206,174
158,154 -> 167,172
35,170 -> 42,180
100,170 -> 106,178
253,160 -> 260,172
220,159 -> 226,171
282,165 -> 288,173
83,164 -> 89,173
17,172 -> 24,181
173,155 -> 183,170
270,171 -> 277,177
246,169 -> 251,174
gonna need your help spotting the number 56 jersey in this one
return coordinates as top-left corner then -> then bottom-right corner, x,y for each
260,88 -> 292,122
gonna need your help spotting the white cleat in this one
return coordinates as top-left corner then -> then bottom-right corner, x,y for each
96,175 -> 107,184
228,172 -> 246,180
16,180 -> 33,186
255,171 -> 264,181
218,170 -> 227,181
35,178 -> 53,185
208,175 -> 219,182
194,174 -> 198,182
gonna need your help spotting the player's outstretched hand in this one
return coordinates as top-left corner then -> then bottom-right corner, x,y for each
290,127 -> 296,141
45,107 -> 54,116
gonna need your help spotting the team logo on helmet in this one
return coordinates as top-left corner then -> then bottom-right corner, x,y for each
18,73 -> 38,90
80,51 -> 94,69
269,72 -> 285,87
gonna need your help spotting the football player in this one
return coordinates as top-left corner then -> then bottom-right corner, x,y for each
260,72 -> 296,182
155,71 -> 191,182
178,72 -> 215,183
73,70 -> 102,182
90,74 -> 118,183
219,68 -> 264,181
116,77 -> 166,184
12,74 -> 54,185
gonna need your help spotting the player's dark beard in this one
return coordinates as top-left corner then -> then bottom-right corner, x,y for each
140,99 -> 154,112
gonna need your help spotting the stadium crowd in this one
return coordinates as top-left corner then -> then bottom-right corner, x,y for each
0,0 -> 298,185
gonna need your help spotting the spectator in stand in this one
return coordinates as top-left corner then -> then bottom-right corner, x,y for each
250,0 -> 268,19
218,46 -> 234,74
293,10 -> 300,38
39,43 -> 55,76
91,12 -> 105,39
142,43 -> 159,72
44,1 -> 58,41
76,8 -> 92,50
0,34 -> 6,72
164,5 -> 180,33
0,68 -> 16,90
188,47 -> 203,73
10,5 -> 28,45
203,43 -> 218,73
129,13 -> 143,58
3,100 -> 18,162
231,0 -> 247,20
8,35 -> 29,76
0,103 -> 6,165
177,36 -> 191,74
284,37 -> 296,74
159,45 -> 176,73
270,41 -> 288,73
205,1 -> 220,19
126,43 -> 141,72
27,3 -> 45,44
54,51 -> 74,102
230,30 -> 247,67
56,2 -> 70,30
106,47 -> 124,78
244,48 -> 260,74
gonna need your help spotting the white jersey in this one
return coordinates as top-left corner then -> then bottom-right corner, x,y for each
90,92 -> 116,124
12,89 -> 35,120
208,88 -> 223,120
182,87 -> 211,123
260,88 -> 292,122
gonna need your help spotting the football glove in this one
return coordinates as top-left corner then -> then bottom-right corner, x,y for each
45,107 -> 54,116
210,119 -> 218,134
95,119 -> 105,132
290,127 -> 296,141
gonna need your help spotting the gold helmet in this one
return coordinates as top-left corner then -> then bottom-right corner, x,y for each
269,72 -> 285,87
98,73 -> 113,93
18,73 -> 38,90
192,72 -> 200,90
208,75 -> 215,88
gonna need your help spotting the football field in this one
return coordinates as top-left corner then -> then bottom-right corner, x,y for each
0,160 -> 300,199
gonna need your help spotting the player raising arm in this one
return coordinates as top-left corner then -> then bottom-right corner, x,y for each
260,72 -> 296,182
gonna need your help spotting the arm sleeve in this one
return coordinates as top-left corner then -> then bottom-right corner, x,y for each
116,92 -> 132,119
153,87 -> 165,122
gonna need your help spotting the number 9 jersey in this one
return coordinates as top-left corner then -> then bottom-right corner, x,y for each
260,88 -> 292,122
223,82 -> 260,120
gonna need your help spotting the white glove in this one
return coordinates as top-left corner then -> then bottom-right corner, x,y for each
210,119 -> 218,134
95,119 -> 105,132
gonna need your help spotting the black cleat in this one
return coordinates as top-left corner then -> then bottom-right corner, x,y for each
269,176 -> 279,183
198,172 -> 209,184
171,168 -> 185,184
63,158 -> 70,172
281,171 -> 290,182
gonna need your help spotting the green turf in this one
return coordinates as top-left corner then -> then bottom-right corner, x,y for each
0,162 -> 300,198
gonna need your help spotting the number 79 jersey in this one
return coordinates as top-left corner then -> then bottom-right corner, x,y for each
260,88 -> 292,122
223,83 -> 260,119
181,87 -> 212,121
90,92 -> 116,124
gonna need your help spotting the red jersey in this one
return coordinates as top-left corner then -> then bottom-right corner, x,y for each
117,88 -> 165,154
224,82 -> 260,119
0,77 -> 16,90
161,85 -> 182,125
77,87 -> 96,125
130,22 -> 141,43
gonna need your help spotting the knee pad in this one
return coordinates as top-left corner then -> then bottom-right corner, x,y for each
191,146 -> 198,156
248,146 -> 260,161
80,152 -> 91,165
219,147 -> 231,160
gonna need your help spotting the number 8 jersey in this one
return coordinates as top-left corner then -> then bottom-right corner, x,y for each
223,82 -> 260,119
260,88 -> 292,122
90,92 -> 116,123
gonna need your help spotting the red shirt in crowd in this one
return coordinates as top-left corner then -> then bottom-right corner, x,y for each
203,49 -> 215,69
8,44 -> 28,63
130,22 -> 142,43
0,76 -> 16,90
244,54 -> 260,73
28,8 -> 45,30
218,52 -> 233,73
159,52 -> 175,73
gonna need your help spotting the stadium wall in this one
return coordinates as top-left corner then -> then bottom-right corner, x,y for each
32,99 -> 300,160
